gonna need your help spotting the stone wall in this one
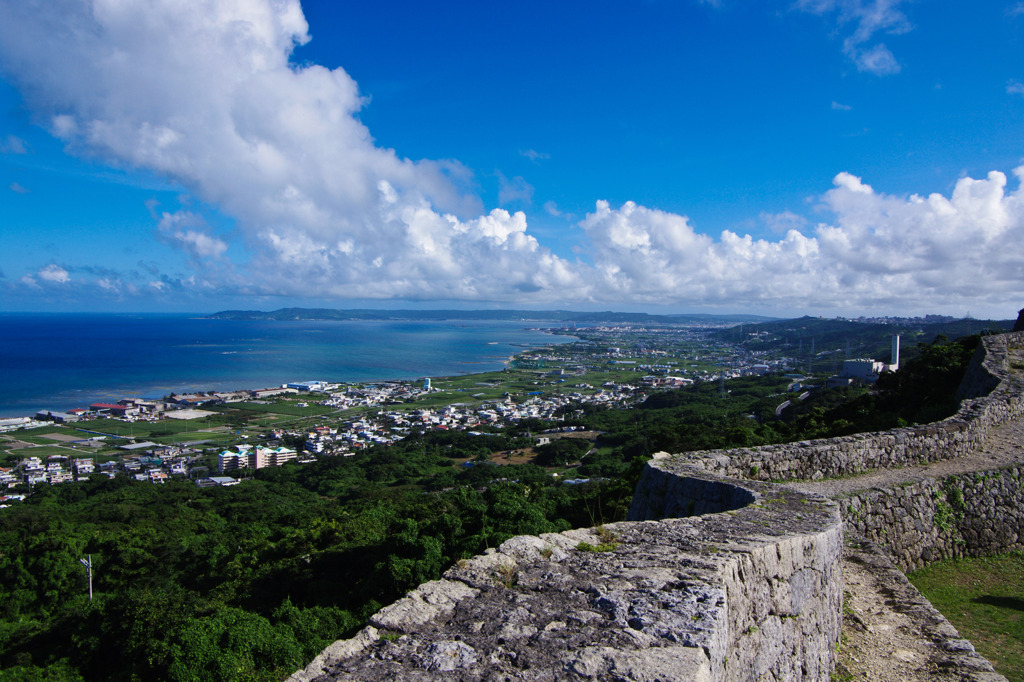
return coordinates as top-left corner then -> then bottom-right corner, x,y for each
291,471 -> 844,681
626,452 -> 755,519
628,462 -> 845,681
682,331 -> 1024,483
842,466 -> 1024,572
843,539 -> 1009,682
292,331 -> 1024,681
829,331 -> 1024,571
956,331 -> 1022,402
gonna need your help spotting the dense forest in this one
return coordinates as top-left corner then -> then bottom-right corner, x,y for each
0,334 -> 982,681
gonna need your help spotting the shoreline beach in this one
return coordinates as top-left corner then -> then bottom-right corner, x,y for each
0,316 -> 575,421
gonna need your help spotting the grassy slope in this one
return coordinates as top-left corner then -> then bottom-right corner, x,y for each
908,552 -> 1024,681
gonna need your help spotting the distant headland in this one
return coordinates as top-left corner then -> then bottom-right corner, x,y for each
205,308 -> 776,324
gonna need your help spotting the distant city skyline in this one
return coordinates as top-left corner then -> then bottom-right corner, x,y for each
1,0 -> 1022,318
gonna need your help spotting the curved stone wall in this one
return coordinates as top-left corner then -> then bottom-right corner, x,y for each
682,331 -> 1024,483
292,331 -> 1023,680
290,471 -> 843,681
626,451 -> 756,520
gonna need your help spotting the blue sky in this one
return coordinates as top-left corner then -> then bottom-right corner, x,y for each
1,0 -> 1022,317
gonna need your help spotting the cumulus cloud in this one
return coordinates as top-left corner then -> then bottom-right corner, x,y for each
797,0 -> 910,75
0,0 -> 577,302
575,168 -> 1024,313
96,277 -> 120,293
156,210 -> 229,260
37,264 -> 70,284
831,100 -> 852,111
1008,80 -> 1024,97
8,181 -> 28,194
0,0 -> 1022,316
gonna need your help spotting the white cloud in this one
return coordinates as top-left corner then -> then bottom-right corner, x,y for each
0,0 -> 575,303
543,200 -> 577,222
0,1 -> 1021,317
574,167 -> 1024,314
8,181 -> 28,194
831,100 -> 852,111
1008,80 -> 1024,96
797,0 -> 910,76
244,187 -> 585,301
850,43 -> 900,75
37,264 -> 70,284
97,277 -> 119,293
0,134 -> 27,153
156,210 -> 229,260
759,210 -> 808,234
520,149 -> 550,163
51,114 -> 77,138
497,172 -> 535,206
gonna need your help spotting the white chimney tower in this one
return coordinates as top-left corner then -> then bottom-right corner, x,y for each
890,334 -> 900,371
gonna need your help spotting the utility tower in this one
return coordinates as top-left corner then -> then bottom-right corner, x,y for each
79,555 -> 93,600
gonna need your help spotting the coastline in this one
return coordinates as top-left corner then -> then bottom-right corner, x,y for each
0,316 -> 575,421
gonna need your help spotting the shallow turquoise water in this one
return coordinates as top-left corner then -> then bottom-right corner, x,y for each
0,314 -> 566,417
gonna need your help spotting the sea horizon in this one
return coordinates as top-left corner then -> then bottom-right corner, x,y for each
0,313 -> 571,419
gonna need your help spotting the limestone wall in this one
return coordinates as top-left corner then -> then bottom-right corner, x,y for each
291,471 -> 844,681
628,463 -> 845,681
842,466 -> 1024,572
683,331 -> 1024,483
626,452 -> 755,519
292,331 -> 1023,680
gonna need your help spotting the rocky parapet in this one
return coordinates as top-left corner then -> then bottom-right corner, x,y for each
683,332 -> 1024,483
290,472 -> 843,681
292,329 -> 1024,681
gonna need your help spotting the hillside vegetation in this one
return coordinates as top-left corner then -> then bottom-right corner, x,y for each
0,334 -> 982,681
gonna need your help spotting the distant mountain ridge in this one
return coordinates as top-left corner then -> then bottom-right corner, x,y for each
715,314 -> 1014,363
206,308 -> 776,325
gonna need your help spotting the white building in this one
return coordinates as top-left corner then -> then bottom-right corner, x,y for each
286,381 -> 328,392
841,359 -> 886,381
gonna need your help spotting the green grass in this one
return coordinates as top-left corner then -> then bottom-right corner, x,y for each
156,431 -> 237,445
908,552 -> 1024,681
227,401 -> 337,417
10,431 -> 81,444
2,445 -> 78,458
576,541 -> 619,552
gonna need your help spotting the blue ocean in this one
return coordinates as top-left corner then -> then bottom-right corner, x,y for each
0,314 -> 567,418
